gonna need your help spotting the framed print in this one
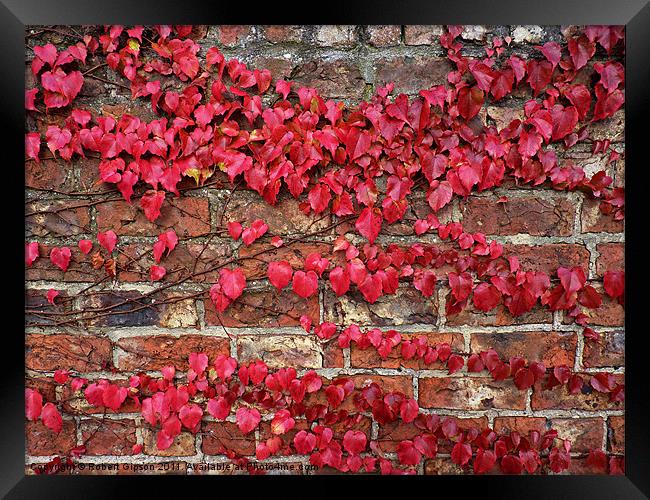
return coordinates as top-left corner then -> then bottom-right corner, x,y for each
4,0 -> 649,497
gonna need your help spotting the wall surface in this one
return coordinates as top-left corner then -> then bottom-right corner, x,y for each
25,25 -> 624,475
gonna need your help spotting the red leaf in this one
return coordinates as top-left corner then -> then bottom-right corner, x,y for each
308,183 -> 331,214
603,270 -> 624,298
457,86 -> 484,120
413,270 -> 436,297
472,283 -> 501,311
219,268 -> 246,300
397,440 -> 422,466
41,403 -> 62,433
150,265 -> 166,281
49,247 -> 71,272
294,430 -> 317,454
25,242 -> 39,266
343,430 -> 367,455
25,388 -> 43,421
447,354 -> 464,374
427,180 -> 453,211
97,230 -> 118,253
207,397 -> 231,420
568,35 -> 596,70
292,270 -> 319,298
355,207 -> 382,244
227,221 -> 242,240
268,260 -> 293,290
179,403 -> 202,431
78,239 -> 92,255
140,190 -> 165,222
46,289 -> 59,305
236,407 -> 261,434
451,442 -> 472,466
329,266 -> 350,296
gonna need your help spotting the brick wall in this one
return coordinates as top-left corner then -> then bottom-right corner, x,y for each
25,25 -> 624,475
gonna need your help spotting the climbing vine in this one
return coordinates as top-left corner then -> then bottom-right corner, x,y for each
25,24 -> 625,475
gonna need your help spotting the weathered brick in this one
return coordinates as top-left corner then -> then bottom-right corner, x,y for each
142,428 -> 196,456
26,377 -> 57,402
223,193 -> 330,236
424,458 -> 468,475
589,109 -> 624,142
323,288 -> 437,327
314,25 -> 357,47
25,158 -> 75,191
460,196 -> 575,236
351,332 -> 464,369
487,106 -> 525,130
608,416 -> 624,454
26,333 -> 112,372
531,373 -> 624,411
583,330 -> 624,368
581,198 -> 624,233
205,287 -> 319,328
202,422 -> 255,456
375,56 -> 453,95
470,331 -> 577,367
262,25 -> 304,43
564,457 -> 608,475
404,25 -> 444,45
291,59 -> 365,100
249,56 -> 294,81
461,25 -> 488,41
96,197 -> 211,237
550,418 -> 604,453
213,25 -> 256,47
510,25 -> 545,44
446,303 -> 552,327
493,416 -> 547,436
237,334 -> 322,369
502,244 -> 590,275
115,334 -> 229,371
25,289 -> 75,326
26,200 -> 91,238
366,25 -> 401,47
596,243 -> 624,277
323,342 -> 345,368
80,419 -> 137,455
418,377 -> 527,410
26,418 -> 77,456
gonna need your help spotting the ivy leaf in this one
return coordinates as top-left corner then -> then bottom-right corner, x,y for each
457,86 -> 483,120
49,247 -> 71,272
268,260 -> 293,290
41,403 -> 63,433
236,407 -> 261,434
98,230 -> 118,254
219,268 -> 246,300
603,270 -> 624,298
355,207 -> 382,244
25,242 -> 39,266
150,265 -> 166,281
46,289 -> 59,305
25,388 -> 43,421
292,270 -> 319,298
140,190 -> 165,222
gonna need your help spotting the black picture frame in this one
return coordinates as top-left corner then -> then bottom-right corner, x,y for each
5,1 -> 648,497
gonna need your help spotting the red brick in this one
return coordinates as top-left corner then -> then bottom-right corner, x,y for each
582,330 -> 624,368
238,241 -> 338,280
27,419 -> 76,456
142,428 -> 196,456
460,196 -> 575,236
25,158 -> 74,191
291,59 -> 365,100
418,377 -> 527,410
323,342 -> 345,368
366,25 -> 401,47
404,25 -> 444,45
608,416 -> 624,454
223,193 -> 330,236
531,373 -> 624,411
581,198 -> 624,233
115,335 -> 229,371
214,25 -> 256,46
470,331 -> 577,367
351,332 -> 464,369
237,334 -> 321,369
263,25 -> 303,43
564,456 -> 608,475
205,287 -> 319,328
26,334 -> 112,372
493,416 -> 547,436
550,418 -> 604,453
80,419 -> 137,455
96,197 -> 211,237
424,458 -> 469,475
249,56 -> 294,81
25,289 -> 75,326
202,422 -> 255,456
375,56 -> 453,95
26,377 -> 57,402
502,244 -> 590,275
596,243 -> 624,277
323,288 -> 437,327
26,200 -> 91,238
446,303 -> 552,327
